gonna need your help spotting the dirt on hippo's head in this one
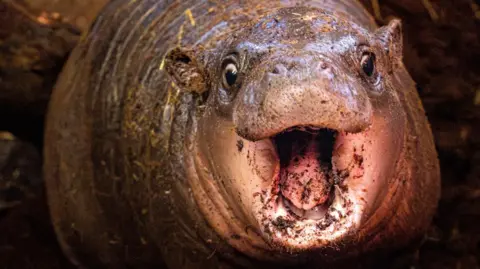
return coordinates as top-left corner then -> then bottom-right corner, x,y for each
164,5 -> 410,261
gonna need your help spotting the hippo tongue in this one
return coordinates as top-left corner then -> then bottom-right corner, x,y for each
276,129 -> 335,211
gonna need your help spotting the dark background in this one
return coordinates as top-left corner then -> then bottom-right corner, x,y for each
0,0 -> 479,268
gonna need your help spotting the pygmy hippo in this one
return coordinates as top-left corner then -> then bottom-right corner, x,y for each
43,0 -> 440,268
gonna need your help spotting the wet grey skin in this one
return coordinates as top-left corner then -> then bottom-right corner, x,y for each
43,0 -> 440,268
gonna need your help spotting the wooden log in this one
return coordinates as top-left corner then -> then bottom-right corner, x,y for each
0,0 -> 80,147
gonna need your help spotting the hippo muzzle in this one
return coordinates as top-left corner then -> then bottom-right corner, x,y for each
230,51 -> 378,235
234,52 -> 373,141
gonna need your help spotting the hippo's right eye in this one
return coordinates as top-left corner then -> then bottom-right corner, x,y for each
360,52 -> 375,77
223,63 -> 238,87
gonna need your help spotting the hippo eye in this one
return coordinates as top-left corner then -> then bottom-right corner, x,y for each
360,52 -> 375,77
223,63 -> 238,87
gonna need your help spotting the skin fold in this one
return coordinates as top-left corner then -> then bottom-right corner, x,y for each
43,0 -> 440,268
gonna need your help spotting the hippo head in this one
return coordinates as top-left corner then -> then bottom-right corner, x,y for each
165,6 -> 409,263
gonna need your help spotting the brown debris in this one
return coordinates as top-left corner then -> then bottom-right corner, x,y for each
0,133 -> 42,211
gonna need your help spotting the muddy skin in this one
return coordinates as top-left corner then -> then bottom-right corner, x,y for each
43,0 -> 440,268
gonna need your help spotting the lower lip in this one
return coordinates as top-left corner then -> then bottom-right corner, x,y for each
259,185 -> 356,249
279,194 -> 331,220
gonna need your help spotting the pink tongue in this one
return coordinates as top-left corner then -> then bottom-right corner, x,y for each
280,135 -> 331,211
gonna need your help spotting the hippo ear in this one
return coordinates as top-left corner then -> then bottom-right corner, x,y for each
375,19 -> 403,65
164,47 -> 207,94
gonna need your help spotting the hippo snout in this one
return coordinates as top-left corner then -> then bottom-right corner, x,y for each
233,53 -> 373,141
266,54 -> 332,78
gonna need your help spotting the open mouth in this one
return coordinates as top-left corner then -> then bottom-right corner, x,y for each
272,126 -> 339,221
252,125 -> 359,248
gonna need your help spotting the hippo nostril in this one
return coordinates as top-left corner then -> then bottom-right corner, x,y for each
320,62 -> 328,70
271,64 -> 288,75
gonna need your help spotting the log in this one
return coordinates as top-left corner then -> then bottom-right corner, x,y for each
0,0 -> 80,147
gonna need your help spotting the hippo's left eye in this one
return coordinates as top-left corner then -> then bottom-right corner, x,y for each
360,52 -> 375,77
223,63 -> 238,87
